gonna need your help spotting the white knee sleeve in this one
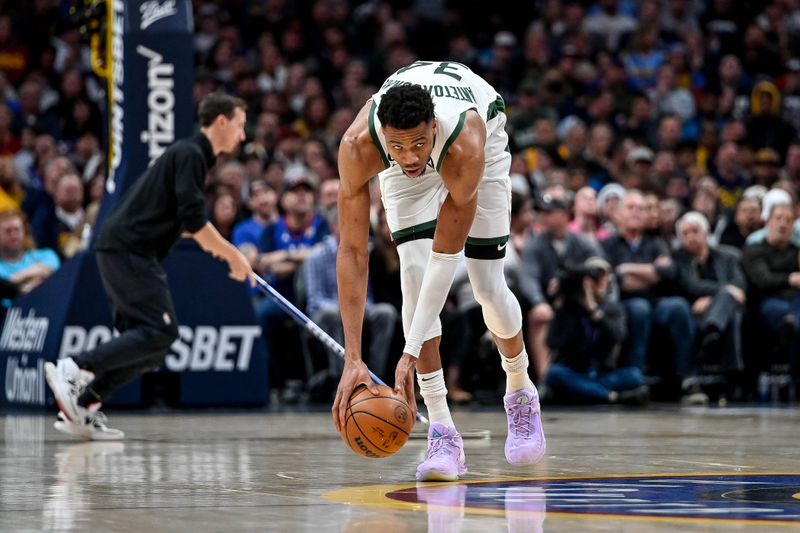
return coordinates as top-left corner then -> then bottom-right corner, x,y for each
397,239 -> 442,340
466,257 -> 522,339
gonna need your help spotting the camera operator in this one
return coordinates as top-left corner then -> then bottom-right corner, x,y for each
545,257 -> 648,404
521,185 -> 600,382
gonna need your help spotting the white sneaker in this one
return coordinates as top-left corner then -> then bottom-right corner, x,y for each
44,358 -> 94,422
54,410 -> 125,441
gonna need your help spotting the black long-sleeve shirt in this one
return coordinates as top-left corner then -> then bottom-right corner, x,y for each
547,300 -> 627,373
673,246 -> 747,302
95,133 -> 215,260
600,233 -> 677,300
741,240 -> 800,301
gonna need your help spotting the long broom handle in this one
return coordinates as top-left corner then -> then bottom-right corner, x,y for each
253,273 -> 429,424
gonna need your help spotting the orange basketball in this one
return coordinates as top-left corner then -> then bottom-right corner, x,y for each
342,384 -> 415,458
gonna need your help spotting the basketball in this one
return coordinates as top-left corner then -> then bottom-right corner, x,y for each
341,384 -> 415,458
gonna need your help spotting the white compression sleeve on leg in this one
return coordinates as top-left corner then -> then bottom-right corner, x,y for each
398,239 -> 442,340
403,250 -> 462,357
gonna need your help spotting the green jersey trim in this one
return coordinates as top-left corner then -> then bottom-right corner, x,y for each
368,101 -> 390,169
436,110 -> 467,172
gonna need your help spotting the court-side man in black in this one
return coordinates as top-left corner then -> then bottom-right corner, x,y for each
45,92 -> 255,440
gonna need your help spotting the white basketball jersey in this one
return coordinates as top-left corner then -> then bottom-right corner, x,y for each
369,60 -> 511,178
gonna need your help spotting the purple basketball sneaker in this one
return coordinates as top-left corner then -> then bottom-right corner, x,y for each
503,388 -> 546,465
416,423 -> 468,481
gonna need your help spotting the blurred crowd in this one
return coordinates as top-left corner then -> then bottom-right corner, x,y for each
1,0 -> 800,404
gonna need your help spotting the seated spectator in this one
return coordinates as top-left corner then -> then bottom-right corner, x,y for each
22,155 -> 71,251
751,148 -> 781,188
674,212 -> 746,379
255,171 -> 329,389
600,190 -> 699,401
0,209 -> 60,294
741,189 -> 800,381
747,81 -> 797,156
303,207 -> 397,382
596,182 -> 625,236
712,142 -> 748,210
53,172 -> 85,258
658,198 -> 683,250
0,157 -> 23,209
545,256 -> 648,404
318,177 -> 339,215
719,195 -> 762,249
521,185 -> 599,381
209,191 -> 240,242
746,187 -> 800,247
232,178 -> 277,267
569,186 -> 611,242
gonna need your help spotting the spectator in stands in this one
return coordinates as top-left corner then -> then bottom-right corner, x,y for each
521,185 -> 599,381
255,171 -> 329,391
53,172 -> 85,258
23,154 -> 69,250
318,178 -> 339,215
569,186 -> 610,243
368,206 -> 402,314
741,189 -> 800,342
303,206 -> 396,382
233,178 -> 277,267
0,209 -> 59,294
597,183 -> 626,237
545,256 -> 647,404
747,81 -> 797,155
751,148 -> 782,188
0,102 -> 19,156
674,211 -> 746,378
0,157 -> 22,210
209,191 -> 239,242
719,195 -> 762,249
601,190 -> 699,401
779,138 -> 800,184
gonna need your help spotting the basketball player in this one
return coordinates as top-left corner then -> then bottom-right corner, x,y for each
332,61 -> 546,480
45,92 -> 255,440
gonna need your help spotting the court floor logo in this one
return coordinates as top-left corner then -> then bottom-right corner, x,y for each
382,474 -> 800,524
325,473 -> 800,527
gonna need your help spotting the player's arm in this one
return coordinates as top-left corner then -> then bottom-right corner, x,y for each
434,110 -> 486,253
400,111 -> 486,358
333,102 -> 385,431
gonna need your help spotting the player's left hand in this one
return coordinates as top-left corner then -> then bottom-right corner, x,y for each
394,353 -> 417,422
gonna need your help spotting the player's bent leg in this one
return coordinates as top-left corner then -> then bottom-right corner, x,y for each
466,255 -> 546,466
416,338 -> 467,481
397,238 -> 442,340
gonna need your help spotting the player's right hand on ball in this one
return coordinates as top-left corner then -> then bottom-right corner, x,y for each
333,358 -> 378,432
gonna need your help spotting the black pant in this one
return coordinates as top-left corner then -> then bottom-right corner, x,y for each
75,251 -> 179,403
697,288 -> 744,371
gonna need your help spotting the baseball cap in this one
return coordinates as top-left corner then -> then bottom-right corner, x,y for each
494,31 -> 517,48
743,184 -> 767,202
284,167 -> 318,191
597,183 -> 626,210
584,255 -> 612,275
627,146 -> 655,165
761,188 -> 792,221
754,148 -> 781,165
536,191 -> 570,212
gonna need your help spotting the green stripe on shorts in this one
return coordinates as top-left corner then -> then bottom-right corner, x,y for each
391,219 -> 437,245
